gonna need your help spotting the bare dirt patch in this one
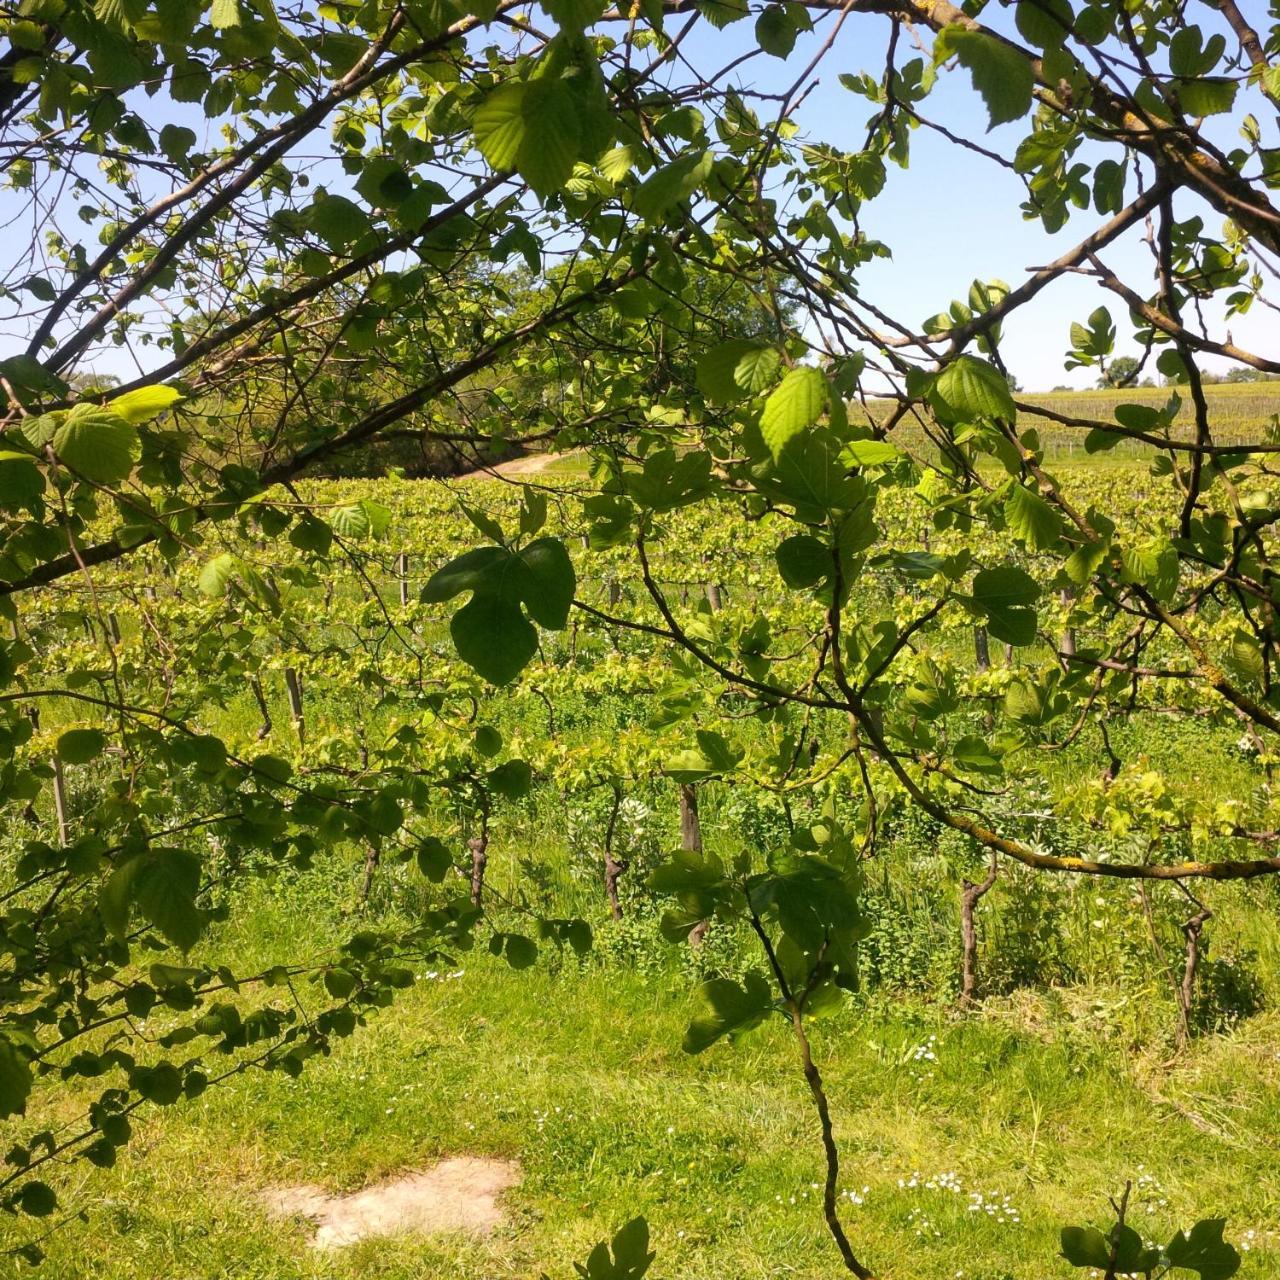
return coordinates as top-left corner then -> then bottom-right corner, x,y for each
262,1156 -> 520,1249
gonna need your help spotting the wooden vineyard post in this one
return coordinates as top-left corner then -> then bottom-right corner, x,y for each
602,784 -> 627,921
397,551 -> 410,607
974,625 -> 991,673
284,668 -> 305,744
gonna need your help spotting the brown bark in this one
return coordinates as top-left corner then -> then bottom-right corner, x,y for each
360,845 -> 380,904
679,783 -> 702,851
1177,907 -> 1213,1045
973,625 -> 990,673
397,551 -> 410,607
250,675 -> 273,740
284,668 -> 305,744
468,831 -> 489,908
960,850 -> 999,1004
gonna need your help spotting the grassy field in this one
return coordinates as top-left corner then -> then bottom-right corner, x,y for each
8,452 -> 1280,1278
13,755 -> 1280,1278
21,861 -> 1280,1280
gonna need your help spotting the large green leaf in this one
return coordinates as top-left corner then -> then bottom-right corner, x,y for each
57,728 -> 106,763
760,366 -> 829,459
1059,1226 -> 1111,1268
52,405 -> 140,484
942,27 -> 1034,127
1005,483 -> 1063,551
934,355 -> 1015,422
514,537 -> 575,628
696,339 -> 766,403
101,849 -> 204,951
421,546 -> 509,603
682,971 -> 773,1053
775,534 -> 831,588
1164,1219 -> 1240,1279
110,384 -> 183,424
474,78 -> 582,198
450,592 -> 538,685
0,1039 -> 32,1119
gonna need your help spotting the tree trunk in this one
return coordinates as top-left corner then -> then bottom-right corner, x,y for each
360,845 -> 380,904
679,783 -> 702,852
1060,585 -> 1078,659
1177,907 -> 1213,1045
468,831 -> 489,908
607,577 -> 622,605
960,851 -> 999,1004
250,674 -> 273,740
604,852 -> 628,921
705,582 -> 722,611
680,784 -> 709,946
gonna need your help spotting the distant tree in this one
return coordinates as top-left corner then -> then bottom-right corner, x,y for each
1098,355 -> 1140,387
1224,367 -> 1268,383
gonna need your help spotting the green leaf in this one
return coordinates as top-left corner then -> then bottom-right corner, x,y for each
1175,77 -> 1237,117
1165,1218 -> 1240,1279
695,0 -> 748,28
209,0 -> 239,25
103,849 -> 204,951
733,345 -> 782,394
934,355 -> 1015,421
971,564 -> 1039,610
760,367 -> 829,459
474,79 -> 582,198
942,27 -> 1034,127
1014,0 -> 1072,48
514,537 -> 575,629
52,405 -> 140,484
697,339 -> 766,403
755,4 -> 797,57
450,593 -> 538,685
0,1039 -> 33,1119
504,933 -> 538,969
682,971 -> 773,1053
775,534 -> 831,589
842,438 -> 901,467
632,149 -> 713,221
421,546 -> 509,603
416,837 -> 452,882
487,758 -> 533,799
1005,483 -> 1062,551
197,552 -> 239,598
57,727 -> 105,763
1060,1225 -> 1111,1268
0,453 -> 44,511
109,384 -> 183,424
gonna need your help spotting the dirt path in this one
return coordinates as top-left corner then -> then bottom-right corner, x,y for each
457,450 -> 577,481
262,1156 -> 520,1249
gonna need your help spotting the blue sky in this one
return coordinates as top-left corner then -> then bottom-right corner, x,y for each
12,5 -> 1275,394
669,5 -> 1276,391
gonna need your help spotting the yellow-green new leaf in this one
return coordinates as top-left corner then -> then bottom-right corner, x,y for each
760,366 -> 829,459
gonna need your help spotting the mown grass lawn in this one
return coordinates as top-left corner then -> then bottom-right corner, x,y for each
14,926 -> 1280,1279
